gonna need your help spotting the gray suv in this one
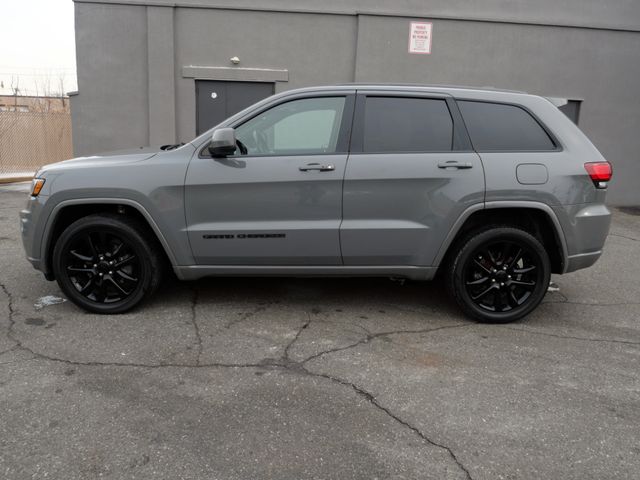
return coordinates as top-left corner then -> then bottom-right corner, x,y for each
20,85 -> 612,322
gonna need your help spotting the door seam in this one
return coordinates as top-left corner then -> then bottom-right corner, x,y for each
338,92 -> 359,266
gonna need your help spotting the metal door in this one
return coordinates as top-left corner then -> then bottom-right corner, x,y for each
340,92 -> 485,266
186,92 -> 356,265
195,80 -> 274,135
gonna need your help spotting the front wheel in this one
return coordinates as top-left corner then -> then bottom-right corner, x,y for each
52,214 -> 163,314
446,227 -> 551,323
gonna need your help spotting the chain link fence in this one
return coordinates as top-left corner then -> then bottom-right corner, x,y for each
0,111 -> 73,178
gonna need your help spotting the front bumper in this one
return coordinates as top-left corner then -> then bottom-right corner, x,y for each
20,194 -> 47,273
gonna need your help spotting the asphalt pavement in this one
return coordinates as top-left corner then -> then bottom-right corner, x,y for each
1,183 -> 639,479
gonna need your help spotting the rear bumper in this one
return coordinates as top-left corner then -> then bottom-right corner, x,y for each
565,251 -> 602,273
553,203 -> 611,273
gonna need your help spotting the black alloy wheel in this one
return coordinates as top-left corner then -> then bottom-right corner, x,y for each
62,230 -> 141,304
447,227 -> 551,323
52,214 -> 163,313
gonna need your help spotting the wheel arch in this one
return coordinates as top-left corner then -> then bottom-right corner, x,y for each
41,199 -> 177,280
435,202 -> 568,275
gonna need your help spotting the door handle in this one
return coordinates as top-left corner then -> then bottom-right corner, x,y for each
299,163 -> 335,172
438,161 -> 473,169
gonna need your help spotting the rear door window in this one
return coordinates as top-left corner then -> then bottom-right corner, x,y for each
362,97 -> 454,153
458,100 -> 556,151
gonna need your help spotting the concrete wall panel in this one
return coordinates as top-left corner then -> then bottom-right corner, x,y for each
76,0 -> 640,32
74,3 -> 148,155
354,15 -> 640,204
147,6 -> 176,146
173,8 -> 357,141
71,2 -> 640,204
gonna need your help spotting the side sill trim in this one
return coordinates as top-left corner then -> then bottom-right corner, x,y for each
173,265 -> 437,281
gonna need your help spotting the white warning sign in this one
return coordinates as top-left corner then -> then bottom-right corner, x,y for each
408,21 -> 432,54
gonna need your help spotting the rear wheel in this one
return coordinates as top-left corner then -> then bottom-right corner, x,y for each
446,227 -> 550,323
52,214 -> 163,314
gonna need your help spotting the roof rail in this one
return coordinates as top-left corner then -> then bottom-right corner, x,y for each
333,83 -> 527,94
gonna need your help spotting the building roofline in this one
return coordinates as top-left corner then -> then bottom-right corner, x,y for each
0,94 -> 70,100
73,0 -> 640,34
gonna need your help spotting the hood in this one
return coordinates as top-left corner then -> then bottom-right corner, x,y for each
93,146 -> 162,156
38,149 -> 158,175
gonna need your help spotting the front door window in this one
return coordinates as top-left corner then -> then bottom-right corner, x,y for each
235,97 -> 346,156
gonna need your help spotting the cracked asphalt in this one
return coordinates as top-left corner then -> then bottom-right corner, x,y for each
1,183 -> 639,480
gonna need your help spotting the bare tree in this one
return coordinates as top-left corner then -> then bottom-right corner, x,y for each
10,76 -> 20,108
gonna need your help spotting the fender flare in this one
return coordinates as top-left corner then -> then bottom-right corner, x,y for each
432,201 -> 569,272
40,198 -> 178,275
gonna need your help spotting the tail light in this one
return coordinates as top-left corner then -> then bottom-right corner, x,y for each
584,162 -> 612,189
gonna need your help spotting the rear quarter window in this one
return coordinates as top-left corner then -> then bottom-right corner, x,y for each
458,100 -> 556,151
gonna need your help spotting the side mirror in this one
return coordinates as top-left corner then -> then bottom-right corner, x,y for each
208,128 -> 237,157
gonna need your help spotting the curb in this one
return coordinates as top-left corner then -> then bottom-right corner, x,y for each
0,175 -> 34,185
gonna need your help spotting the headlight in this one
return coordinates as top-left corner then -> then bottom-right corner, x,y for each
30,178 -> 46,197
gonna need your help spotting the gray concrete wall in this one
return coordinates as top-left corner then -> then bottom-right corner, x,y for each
173,8 -> 357,141
147,6 -> 176,146
72,0 -> 640,204
75,0 -> 640,32
353,15 -> 640,205
73,2 -> 148,155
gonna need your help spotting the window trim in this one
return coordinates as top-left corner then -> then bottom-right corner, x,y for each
455,99 -> 563,153
198,93 -> 356,159
349,91 -> 473,155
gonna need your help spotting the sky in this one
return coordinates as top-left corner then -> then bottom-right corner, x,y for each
0,0 -> 77,96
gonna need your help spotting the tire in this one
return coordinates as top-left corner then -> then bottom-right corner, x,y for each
446,226 -> 551,323
52,214 -> 163,314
